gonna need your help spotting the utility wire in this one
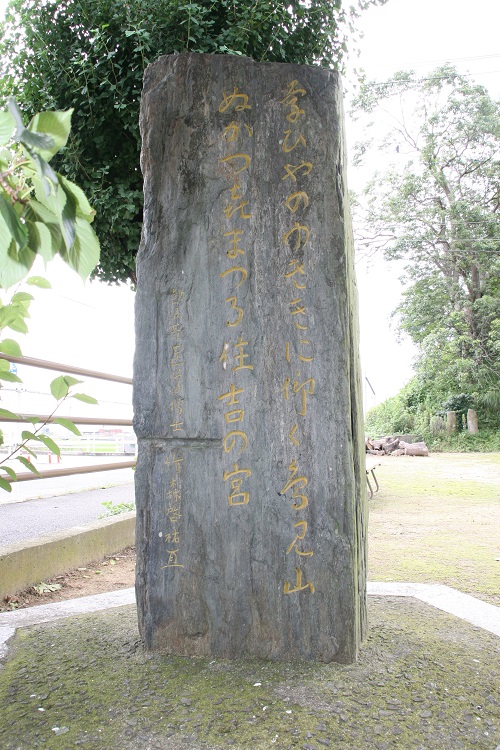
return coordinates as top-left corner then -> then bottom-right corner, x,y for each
358,70 -> 500,89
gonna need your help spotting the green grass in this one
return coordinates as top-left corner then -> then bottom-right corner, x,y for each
368,452 -> 500,603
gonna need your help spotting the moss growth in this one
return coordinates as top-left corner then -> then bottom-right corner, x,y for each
0,600 -> 498,749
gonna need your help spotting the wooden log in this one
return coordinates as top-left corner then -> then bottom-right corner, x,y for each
383,438 -> 400,454
372,438 -> 390,450
404,443 -> 429,457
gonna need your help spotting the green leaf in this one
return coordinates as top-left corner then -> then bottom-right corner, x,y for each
21,430 -> 37,441
50,375 -> 69,400
0,476 -> 12,492
0,370 -> 22,382
16,455 -> 41,476
27,148 -> 58,197
28,109 -> 73,161
50,374 -> 84,401
0,209 -> 14,266
22,445 -> 38,458
25,416 -> 40,425
7,98 -> 54,152
37,434 -> 60,456
0,407 -> 22,420
65,216 -> 100,280
26,275 -> 52,289
0,110 -> 15,146
0,194 -> 28,250
0,338 -> 22,357
54,417 -> 81,436
0,111 -> 16,146
25,203 -> 61,260
71,392 -> 98,405
1,465 -> 17,481
27,198 -> 59,226
6,314 -> 29,334
58,174 -> 95,221
0,358 -> 11,371
0,305 -> 19,329
27,220 -> 57,264
0,236 -> 36,290
63,375 -> 83,388
11,292 -> 34,304
60,179 -> 77,250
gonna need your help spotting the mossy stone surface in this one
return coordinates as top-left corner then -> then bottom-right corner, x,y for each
0,598 -> 498,749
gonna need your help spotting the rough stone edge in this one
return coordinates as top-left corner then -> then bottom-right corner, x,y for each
0,513 -> 136,599
1,584 -> 497,666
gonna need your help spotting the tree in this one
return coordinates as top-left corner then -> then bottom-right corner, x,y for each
0,98 -> 100,287
0,0 -> 385,284
353,67 -> 500,425
0,98 -> 99,489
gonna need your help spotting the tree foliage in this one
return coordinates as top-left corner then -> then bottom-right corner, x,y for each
0,98 -> 100,287
353,67 -> 500,425
0,99 -> 99,489
0,0 -> 384,284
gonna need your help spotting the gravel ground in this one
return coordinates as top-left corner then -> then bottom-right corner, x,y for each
0,597 -> 498,750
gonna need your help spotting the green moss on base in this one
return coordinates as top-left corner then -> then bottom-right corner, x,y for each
0,599 -> 498,749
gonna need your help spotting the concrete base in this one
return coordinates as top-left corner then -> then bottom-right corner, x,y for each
0,512 -> 135,598
1,582 -> 498,661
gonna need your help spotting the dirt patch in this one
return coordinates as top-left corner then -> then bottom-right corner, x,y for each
0,547 -> 136,612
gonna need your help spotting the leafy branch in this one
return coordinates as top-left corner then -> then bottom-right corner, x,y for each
0,99 -> 101,490
0,97 -> 100,289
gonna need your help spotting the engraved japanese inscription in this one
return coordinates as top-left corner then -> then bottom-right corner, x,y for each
134,53 -> 366,663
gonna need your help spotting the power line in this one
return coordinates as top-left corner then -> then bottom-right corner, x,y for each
362,53 -> 500,69
358,70 -> 500,90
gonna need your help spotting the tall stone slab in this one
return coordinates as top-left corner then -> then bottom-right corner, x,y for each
134,53 -> 366,663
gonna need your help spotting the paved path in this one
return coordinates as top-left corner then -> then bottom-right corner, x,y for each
0,460 -> 135,506
0,481 -> 135,545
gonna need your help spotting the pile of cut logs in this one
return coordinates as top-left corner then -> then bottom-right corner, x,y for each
366,436 -> 429,457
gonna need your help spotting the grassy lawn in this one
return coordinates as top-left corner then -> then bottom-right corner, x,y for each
368,452 -> 500,604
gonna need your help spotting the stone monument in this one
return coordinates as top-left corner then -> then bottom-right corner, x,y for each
134,53 -> 366,663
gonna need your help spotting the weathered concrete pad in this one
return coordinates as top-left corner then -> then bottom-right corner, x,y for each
2,599 -> 499,750
134,53 -> 366,662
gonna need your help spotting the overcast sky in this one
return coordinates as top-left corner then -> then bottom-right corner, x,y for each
1,0 -> 499,417
347,0 -> 500,409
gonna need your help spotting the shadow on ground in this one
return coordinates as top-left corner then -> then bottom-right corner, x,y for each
0,597 -> 498,750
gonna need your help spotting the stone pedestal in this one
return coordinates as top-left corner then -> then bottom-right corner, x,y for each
134,53 -> 366,663
467,409 -> 479,434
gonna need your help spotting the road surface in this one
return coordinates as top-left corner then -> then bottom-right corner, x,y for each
0,469 -> 135,546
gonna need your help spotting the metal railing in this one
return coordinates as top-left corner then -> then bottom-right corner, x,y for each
0,356 -> 135,483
